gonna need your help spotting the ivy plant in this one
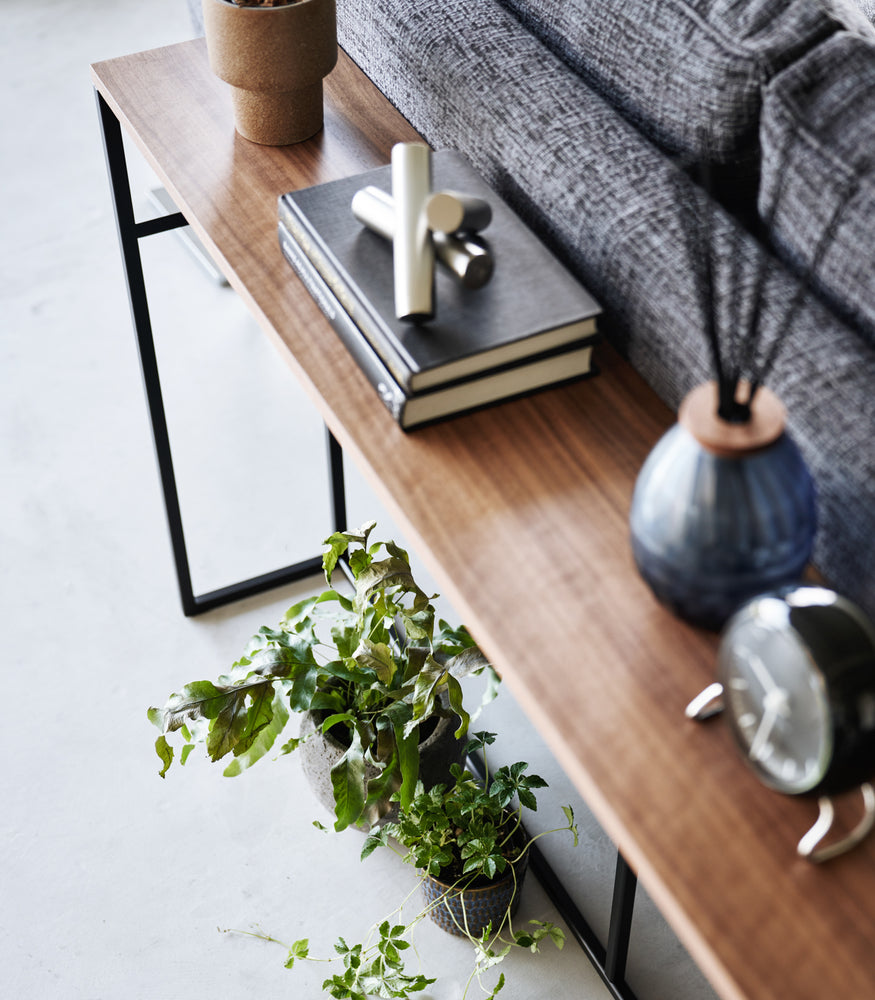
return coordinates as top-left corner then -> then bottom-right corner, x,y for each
148,521 -> 500,831
259,733 -> 579,1000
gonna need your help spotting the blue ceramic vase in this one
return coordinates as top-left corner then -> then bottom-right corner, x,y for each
629,382 -> 817,631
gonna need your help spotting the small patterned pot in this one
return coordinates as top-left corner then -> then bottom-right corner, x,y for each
421,853 -> 528,938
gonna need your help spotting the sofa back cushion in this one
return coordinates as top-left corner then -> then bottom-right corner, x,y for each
496,0 -> 844,161
760,30 -> 875,346
825,0 -> 875,32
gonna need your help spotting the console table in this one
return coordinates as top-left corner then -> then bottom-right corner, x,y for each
91,39 -> 875,1000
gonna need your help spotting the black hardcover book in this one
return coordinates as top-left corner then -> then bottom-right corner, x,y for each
278,149 -> 601,395
278,221 -> 597,429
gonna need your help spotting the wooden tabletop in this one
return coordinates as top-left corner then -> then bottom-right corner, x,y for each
92,40 -> 875,1000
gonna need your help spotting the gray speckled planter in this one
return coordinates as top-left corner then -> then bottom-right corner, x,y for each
298,709 -> 466,829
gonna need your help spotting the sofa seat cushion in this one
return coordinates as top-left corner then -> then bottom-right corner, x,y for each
760,31 -> 875,347
494,0 -> 843,162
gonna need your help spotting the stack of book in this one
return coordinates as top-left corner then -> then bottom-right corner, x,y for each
277,150 -> 601,429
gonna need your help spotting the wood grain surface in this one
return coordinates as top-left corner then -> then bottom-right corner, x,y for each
91,40 -> 875,1000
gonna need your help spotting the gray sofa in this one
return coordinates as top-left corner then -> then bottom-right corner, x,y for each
336,0 -> 875,619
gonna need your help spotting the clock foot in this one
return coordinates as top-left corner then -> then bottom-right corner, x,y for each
685,682 -> 725,721
797,782 -> 875,863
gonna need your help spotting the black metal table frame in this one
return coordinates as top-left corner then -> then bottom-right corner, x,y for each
95,86 -> 640,1000
96,91 -> 350,616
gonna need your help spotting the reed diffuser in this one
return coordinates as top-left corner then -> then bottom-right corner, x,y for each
626,158 -> 849,630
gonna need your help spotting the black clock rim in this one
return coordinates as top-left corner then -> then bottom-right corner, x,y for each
720,586 -> 875,797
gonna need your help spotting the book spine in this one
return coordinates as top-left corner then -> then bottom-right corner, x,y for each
277,194 -> 417,393
277,221 -> 410,426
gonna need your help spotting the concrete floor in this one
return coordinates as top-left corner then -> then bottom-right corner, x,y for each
2,1 -> 717,997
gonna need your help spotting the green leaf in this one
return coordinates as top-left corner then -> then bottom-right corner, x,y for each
562,805 -> 580,846
522,920 -> 565,952
353,557 -> 420,612
284,938 -> 309,968
445,672 -> 470,739
464,731 -> 497,756
154,735 -> 173,778
489,972 -> 506,998
279,735 -> 303,755
322,534 -> 350,583
330,727 -> 367,831
279,594 -> 321,631
402,660 -> 445,738
352,636 -> 395,684
205,682 -> 266,762
362,754 -> 400,820
322,521 -> 375,583
517,787 -> 538,811
392,712 -> 419,812
223,686 -> 291,776
443,645 -> 491,679
360,827 -> 391,861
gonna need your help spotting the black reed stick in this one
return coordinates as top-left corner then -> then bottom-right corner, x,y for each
691,117 -> 856,422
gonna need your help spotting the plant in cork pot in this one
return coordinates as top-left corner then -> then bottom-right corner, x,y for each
148,521 -> 500,831
201,0 -> 337,145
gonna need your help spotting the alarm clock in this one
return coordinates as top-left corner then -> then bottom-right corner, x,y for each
716,585 -> 875,796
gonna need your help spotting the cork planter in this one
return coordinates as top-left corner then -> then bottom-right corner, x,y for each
202,0 -> 337,145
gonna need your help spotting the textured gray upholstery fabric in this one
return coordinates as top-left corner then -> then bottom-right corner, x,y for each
336,0 -> 875,616
492,0 -> 840,161
761,31 -> 875,346
826,0 -> 875,32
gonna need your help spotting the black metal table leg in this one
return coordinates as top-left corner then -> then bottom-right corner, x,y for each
95,91 -> 341,615
605,850 -> 638,987
327,428 -> 347,532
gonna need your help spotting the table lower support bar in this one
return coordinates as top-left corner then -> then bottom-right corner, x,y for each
96,90 -> 342,616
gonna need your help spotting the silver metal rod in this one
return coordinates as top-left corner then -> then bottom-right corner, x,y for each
351,185 -> 395,240
425,189 -> 492,234
432,231 -> 493,290
391,142 -> 434,321
352,186 -> 493,290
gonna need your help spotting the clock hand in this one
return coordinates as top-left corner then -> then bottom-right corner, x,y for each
748,688 -> 791,762
747,652 -> 778,695
748,705 -> 778,762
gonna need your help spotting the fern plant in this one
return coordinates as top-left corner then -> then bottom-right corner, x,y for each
148,521 -> 499,830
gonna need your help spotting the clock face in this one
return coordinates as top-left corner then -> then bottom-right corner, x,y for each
718,598 -> 833,795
